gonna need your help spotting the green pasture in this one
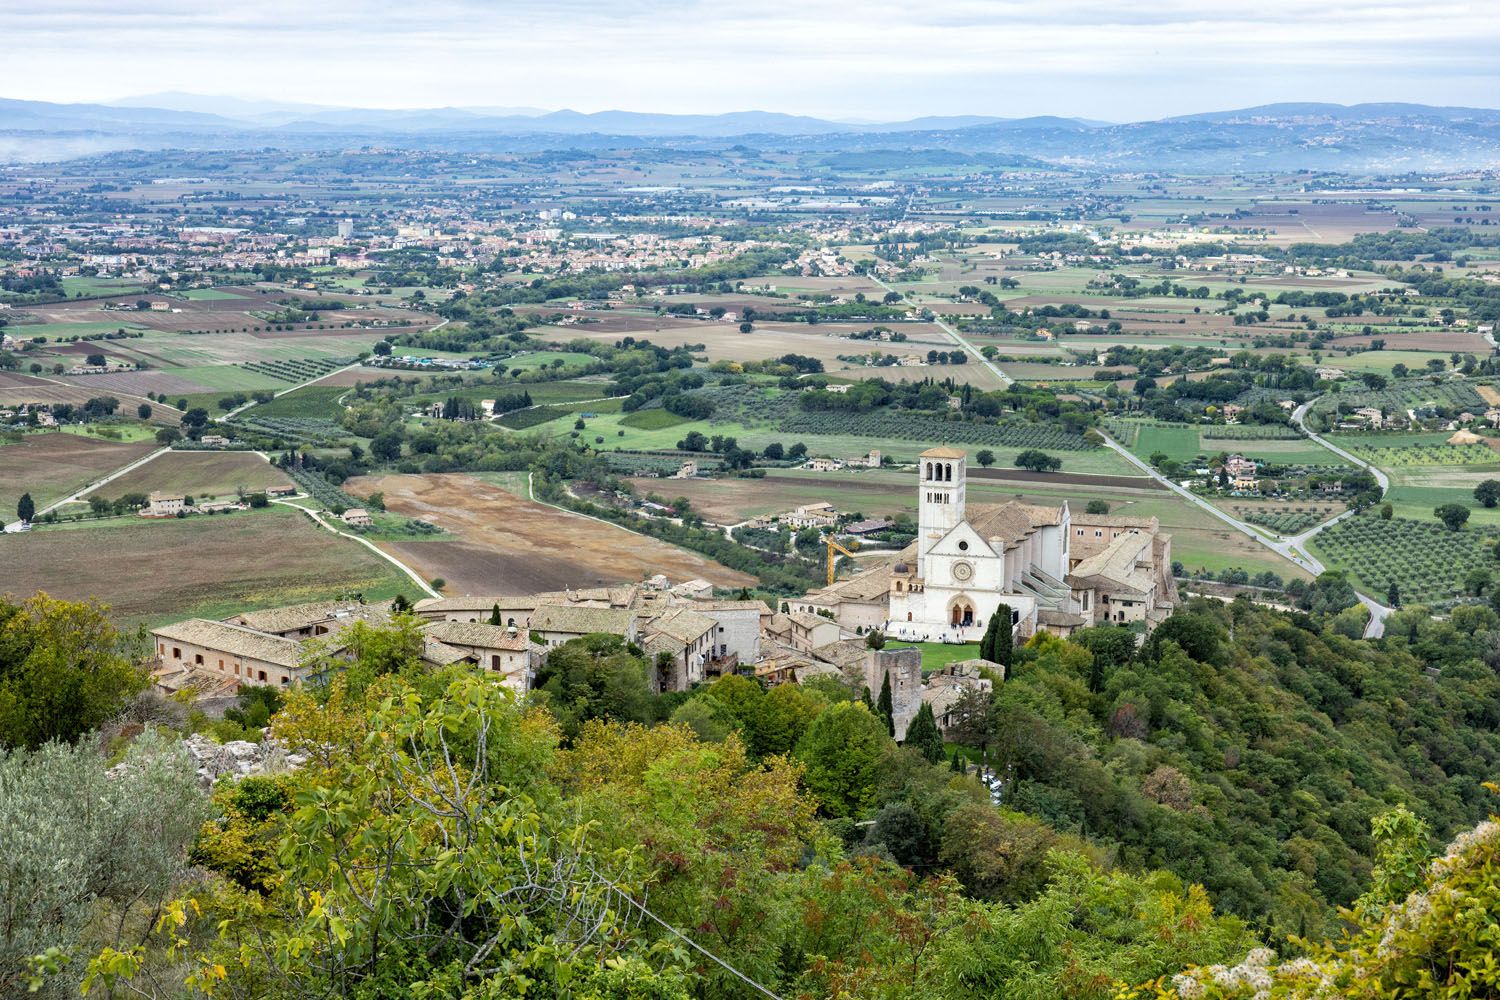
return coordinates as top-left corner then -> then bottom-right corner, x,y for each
178,288 -> 247,301
160,365 -> 284,392
9,321 -> 150,340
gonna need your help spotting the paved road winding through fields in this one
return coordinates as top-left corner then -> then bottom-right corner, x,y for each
867,274 -> 1012,387
1099,426 -> 1390,638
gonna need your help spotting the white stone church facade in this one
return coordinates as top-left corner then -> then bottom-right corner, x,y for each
797,447 -> 1178,642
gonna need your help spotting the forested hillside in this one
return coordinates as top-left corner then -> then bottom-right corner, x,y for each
3,594 -> 1498,998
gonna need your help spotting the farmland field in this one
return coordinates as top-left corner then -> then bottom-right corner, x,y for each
1311,514 -> 1497,605
0,505 -> 413,627
626,464 -> 1303,579
1114,420 -> 1347,467
94,451 -> 294,500
246,385 -> 350,420
348,472 -> 756,594
0,432 -> 157,509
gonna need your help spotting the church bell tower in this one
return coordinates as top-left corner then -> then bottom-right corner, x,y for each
917,447 -> 966,579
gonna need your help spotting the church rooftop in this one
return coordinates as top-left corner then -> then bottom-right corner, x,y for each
920,446 -> 966,459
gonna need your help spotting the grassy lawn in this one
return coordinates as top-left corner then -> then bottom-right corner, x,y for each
886,640 -> 983,672
58,423 -> 159,443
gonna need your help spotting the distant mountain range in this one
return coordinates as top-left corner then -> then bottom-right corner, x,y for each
1,96 -> 1498,172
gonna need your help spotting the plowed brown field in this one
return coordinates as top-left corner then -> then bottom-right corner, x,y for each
348,473 -> 754,595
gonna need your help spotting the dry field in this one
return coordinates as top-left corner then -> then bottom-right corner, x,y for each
62,370 -> 210,396
0,374 -> 182,424
19,288 -> 435,338
1329,331 -> 1491,352
95,451 -> 293,500
1221,203 -> 1402,244
349,472 -> 755,595
0,506 -> 410,625
632,467 -> 1162,525
0,433 -> 157,508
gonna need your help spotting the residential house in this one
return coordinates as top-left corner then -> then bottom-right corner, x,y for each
765,610 -> 841,652
143,492 -> 185,517
223,599 -> 386,640
151,619 -> 333,691
422,620 -> 538,692
530,603 -> 639,649
784,502 -> 838,530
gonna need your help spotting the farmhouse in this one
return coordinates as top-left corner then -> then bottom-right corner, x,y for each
783,502 -> 838,530
143,492 -> 186,517
340,508 -> 374,528
805,457 -> 844,472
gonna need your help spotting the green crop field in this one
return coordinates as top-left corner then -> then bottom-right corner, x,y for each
619,408 -> 693,430
1,505 -> 414,628
247,385 -> 350,420
500,350 -> 597,372
178,288 -> 247,301
8,321 -> 149,339
59,277 -> 149,297
159,364 -> 284,392
516,406 -> 1139,472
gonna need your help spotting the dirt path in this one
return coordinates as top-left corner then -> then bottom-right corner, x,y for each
348,472 -> 755,596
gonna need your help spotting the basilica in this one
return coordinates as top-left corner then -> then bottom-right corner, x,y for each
794,447 -> 1178,642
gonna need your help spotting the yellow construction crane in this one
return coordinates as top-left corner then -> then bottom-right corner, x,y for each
826,536 -> 859,586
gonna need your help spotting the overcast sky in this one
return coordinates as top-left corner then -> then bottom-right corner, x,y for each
3,0 -> 1496,121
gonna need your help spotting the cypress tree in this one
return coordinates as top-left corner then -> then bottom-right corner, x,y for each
488,602 -> 503,626
981,603 -> 1013,666
905,702 -> 945,763
877,672 -> 895,736
17,492 -> 35,524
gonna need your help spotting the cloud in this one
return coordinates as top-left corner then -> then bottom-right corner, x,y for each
0,0 -> 1494,119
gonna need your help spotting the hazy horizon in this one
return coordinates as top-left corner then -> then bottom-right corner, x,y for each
2,0 -> 1496,122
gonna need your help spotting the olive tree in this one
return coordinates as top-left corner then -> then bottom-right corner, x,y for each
0,729 -> 206,997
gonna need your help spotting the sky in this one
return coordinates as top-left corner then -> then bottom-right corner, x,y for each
2,0 -> 1496,121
